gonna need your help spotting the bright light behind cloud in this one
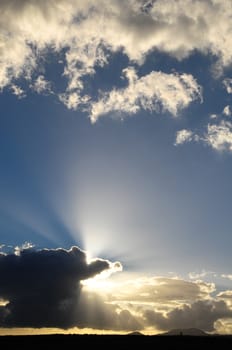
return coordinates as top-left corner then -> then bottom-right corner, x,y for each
82,259 -> 122,292
2,0 -> 232,335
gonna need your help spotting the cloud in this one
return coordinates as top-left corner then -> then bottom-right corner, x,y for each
90,68 -> 201,122
0,0 -> 231,115
0,259 -> 231,333
101,275 -> 231,333
188,270 -> 215,280
176,121 -> 232,152
221,274 -> 232,281
223,105 -> 231,117
210,114 -> 218,120
175,129 -> 194,145
0,246 -> 124,329
59,92 -> 90,110
10,84 -> 26,98
31,75 -> 52,94
204,121 -> 232,151
106,276 -> 215,306
217,290 -> 232,299
223,78 -> 232,94
144,299 -> 232,332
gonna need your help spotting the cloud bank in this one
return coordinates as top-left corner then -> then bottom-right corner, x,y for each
0,249 -> 232,333
0,246 -> 124,329
2,0 -> 232,120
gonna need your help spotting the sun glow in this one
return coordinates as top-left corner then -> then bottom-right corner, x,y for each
82,276 -> 115,292
83,255 -> 123,291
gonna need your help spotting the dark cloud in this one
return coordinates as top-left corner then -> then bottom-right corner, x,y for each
144,300 -> 232,332
0,246 -> 128,329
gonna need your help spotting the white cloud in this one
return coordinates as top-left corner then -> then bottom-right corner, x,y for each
210,114 -> 218,120
221,274 -> 232,281
214,318 -> 232,335
178,121 -> 232,153
107,276 -> 215,306
223,78 -> 232,94
0,0 -> 232,112
59,92 -> 90,110
205,121 -> 232,152
223,105 -> 231,117
90,68 -> 201,122
175,129 -> 193,145
217,290 -> 232,299
10,84 -> 25,98
100,275 -> 229,333
188,270 -> 215,280
32,76 -> 52,94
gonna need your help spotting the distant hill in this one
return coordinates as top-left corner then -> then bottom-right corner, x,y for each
127,331 -> 144,336
161,328 -> 208,336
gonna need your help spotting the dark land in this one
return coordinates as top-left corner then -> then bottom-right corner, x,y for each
1,334 -> 232,348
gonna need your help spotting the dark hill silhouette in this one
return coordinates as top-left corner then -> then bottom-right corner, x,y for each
127,331 -> 144,336
162,328 -> 208,336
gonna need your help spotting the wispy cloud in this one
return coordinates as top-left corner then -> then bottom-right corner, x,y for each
223,78 -> 232,94
10,84 -> 26,99
31,76 -> 52,95
0,0 -> 231,115
90,68 -> 201,122
176,121 -> 232,152
223,105 -> 232,117
175,129 -> 194,146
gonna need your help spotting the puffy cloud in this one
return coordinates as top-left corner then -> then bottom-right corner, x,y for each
204,121 -> 232,151
31,75 -> 52,94
90,68 -> 201,122
177,121 -> 232,152
58,92 -> 89,110
188,270 -> 215,280
210,114 -> 218,120
10,84 -> 26,98
217,290 -> 232,299
223,78 -> 232,94
214,318 -> 232,334
0,258 -> 231,333
0,0 -> 232,115
0,246 -> 124,329
144,300 -> 232,332
223,105 -> 231,117
175,129 -> 194,145
106,277 -> 215,306
221,274 -> 232,281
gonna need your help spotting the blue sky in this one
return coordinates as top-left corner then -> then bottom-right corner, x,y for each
1,0 -> 232,335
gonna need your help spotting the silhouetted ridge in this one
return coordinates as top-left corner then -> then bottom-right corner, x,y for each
163,328 -> 208,336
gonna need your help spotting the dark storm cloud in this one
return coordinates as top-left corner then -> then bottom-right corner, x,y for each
0,246 -> 128,329
144,300 -> 232,332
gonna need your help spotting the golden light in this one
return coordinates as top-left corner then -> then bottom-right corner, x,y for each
82,256 -> 123,292
82,277 -> 115,292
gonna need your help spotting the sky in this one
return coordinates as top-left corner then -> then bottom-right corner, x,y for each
1,0 -> 232,335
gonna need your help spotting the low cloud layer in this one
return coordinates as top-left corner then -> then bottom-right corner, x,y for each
144,300 -> 232,332
0,252 -> 232,333
0,246 -> 124,329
